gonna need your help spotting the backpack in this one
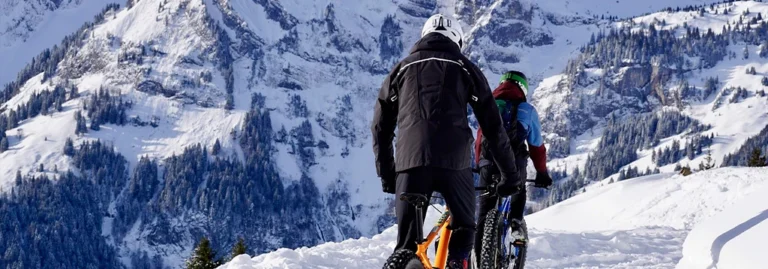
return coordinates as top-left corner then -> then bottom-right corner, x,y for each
496,99 -> 519,131
492,99 -> 528,158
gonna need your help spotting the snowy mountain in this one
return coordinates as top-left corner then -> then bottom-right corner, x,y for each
2,0 -> 767,268
219,167 -> 768,269
0,0 -> 122,87
531,0 -> 768,210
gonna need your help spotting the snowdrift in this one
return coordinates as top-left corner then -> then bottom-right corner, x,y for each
219,167 -> 768,269
676,170 -> 768,269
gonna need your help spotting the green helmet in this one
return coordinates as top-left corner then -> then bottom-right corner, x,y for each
500,71 -> 528,97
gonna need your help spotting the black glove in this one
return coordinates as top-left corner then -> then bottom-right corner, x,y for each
496,174 -> 522,196
381,175 -> 396,194
380,166 -> 397,194
378,162 -> 396,194
535,172 -> 553,188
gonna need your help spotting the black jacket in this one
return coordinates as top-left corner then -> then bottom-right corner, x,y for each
371,33 -> 518,182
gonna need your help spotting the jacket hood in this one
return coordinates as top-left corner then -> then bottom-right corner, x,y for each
410,33 -> 462,55
493,81 -> 526,101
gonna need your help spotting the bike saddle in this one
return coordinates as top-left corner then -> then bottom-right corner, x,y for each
399,193 -> 429,208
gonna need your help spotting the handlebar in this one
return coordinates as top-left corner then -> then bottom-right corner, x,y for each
475,180 -> 547,197
474,180 -> 537,190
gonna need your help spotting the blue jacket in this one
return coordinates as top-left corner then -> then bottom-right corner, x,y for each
475,80 -> 548,172
516,102 -> 544,148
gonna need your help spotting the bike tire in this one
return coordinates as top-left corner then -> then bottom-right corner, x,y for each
480,209 -> 528,269
382,249 -> 418,269
479,208 -> 502,269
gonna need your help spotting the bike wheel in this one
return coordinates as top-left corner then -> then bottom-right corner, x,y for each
479,208 -> 503,269
480,210 -> 529,269
382,249 -> 418,269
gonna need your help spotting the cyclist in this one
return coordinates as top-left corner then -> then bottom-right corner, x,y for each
372,14 -> 521,269
473,71 -> 553,260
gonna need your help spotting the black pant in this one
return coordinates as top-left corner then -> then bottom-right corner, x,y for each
395,166 -> 475,259
474,160 -> 527,260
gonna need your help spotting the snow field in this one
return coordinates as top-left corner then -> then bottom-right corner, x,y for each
220,167 -> 768,269
677,169 -> 768,269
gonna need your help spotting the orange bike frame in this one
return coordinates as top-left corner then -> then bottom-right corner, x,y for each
415,209 -> 452,269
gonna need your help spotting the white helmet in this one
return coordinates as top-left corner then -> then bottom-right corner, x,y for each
421,14 -> 465,49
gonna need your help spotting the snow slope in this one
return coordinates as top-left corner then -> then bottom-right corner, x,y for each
219,167 -> 768,269
0,73 -> 78,185
0,0 -> 121,87
535,0 -> 716,19
528,168 -> 768,231
621,1 -> 768,35
677,173 -> 768,269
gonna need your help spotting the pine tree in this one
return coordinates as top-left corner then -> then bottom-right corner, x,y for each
212,139 -> 221,156
0,137 -> 8,152
90,118 -> 100,131
75,111 -> 88,135
41,102 -> 49,116
702,150 -> 716,170
747,148 -> 767,167
697,147 -> 716,171
231,238 -> 247,259
63,138 -> 75,156
55,98 -> 63,112
69,86 -> 79,99
760,41 -> 768,58
15,170 -> 22,185
744,45 -> 750,59
186,237 -> 221,269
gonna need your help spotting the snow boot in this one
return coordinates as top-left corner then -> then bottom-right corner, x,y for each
509,219 -> 526,245
446,250 -> 470,269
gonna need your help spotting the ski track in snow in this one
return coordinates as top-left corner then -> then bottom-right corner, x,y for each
529,227 -> 686,269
